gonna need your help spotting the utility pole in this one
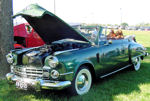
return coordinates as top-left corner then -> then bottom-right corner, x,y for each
54,0 -> 56,14
120,8 -> 122,25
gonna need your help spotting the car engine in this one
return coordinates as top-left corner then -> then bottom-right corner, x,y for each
12,39 -> 90,66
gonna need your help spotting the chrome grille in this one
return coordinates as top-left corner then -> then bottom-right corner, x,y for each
14,67 -> 24,77
26,68 -> 43,79
14,67 -> 49,80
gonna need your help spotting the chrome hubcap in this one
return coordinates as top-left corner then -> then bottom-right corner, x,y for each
134,58 -> 138,65
77,74 -> 88,91
133,57 -> 140,71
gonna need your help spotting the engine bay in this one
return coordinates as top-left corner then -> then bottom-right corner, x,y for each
38,39 -> 90,54
18,39 -> 91,66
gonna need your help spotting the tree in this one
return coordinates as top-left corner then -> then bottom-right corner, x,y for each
121,22 -> 128,27
0,0 -> 13,78
121,22 -> 128,29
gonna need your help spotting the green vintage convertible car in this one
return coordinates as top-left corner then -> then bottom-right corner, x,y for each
6,4 -> 148,95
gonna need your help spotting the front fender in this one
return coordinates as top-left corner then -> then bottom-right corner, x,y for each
73,60 -> 94,77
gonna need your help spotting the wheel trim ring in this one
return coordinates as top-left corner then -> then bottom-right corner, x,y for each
75,69 -> 92,95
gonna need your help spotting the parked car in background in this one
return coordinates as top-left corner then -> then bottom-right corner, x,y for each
6,4 -> 148,95
143,27 -> 150,31
126,26 -> 139,30
14,23 -> 45,49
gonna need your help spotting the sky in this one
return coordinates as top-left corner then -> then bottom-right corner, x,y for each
13,0 -> 150,25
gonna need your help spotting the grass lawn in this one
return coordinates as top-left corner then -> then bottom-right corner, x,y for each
0,30 -> 150,101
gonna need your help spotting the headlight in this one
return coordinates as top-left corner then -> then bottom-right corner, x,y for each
6,53 -> 14,64
51,70 -> 59,79
48,56 -> 59,68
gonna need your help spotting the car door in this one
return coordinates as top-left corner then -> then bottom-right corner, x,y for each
97,29 -> 127,76
98,40 -> 123,75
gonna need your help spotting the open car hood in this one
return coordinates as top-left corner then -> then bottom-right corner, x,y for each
13,4 -> 90,44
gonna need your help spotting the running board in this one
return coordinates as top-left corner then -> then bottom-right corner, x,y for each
100,64 -> 132,78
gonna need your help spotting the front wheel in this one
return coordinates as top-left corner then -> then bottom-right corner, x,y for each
132,57 -> 141,71
70,66 -> 92,95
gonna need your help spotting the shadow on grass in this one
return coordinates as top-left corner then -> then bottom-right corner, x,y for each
1,47 -> 150,101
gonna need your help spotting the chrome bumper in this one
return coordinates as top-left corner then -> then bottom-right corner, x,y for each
6,72 -> 71,91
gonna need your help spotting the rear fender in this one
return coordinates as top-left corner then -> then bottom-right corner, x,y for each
128,43 -> 145,63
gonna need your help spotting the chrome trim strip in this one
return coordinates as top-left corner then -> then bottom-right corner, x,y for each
60,72 -> 73,76
131,53 -> 145,60
100,64 -> 132,78
54,49 -> 79,55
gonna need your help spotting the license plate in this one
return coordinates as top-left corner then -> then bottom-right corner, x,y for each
16,81 -> 28,90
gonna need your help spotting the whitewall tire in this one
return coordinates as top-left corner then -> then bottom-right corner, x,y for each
70,67 -> 92,95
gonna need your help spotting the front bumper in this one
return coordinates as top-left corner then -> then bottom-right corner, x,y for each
6,72 -> 71,91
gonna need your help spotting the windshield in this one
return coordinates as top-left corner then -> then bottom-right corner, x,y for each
73,26 -> 99,42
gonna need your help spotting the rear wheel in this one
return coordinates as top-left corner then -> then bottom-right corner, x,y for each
132,57 -> 141,71
70,66 -> 92,95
